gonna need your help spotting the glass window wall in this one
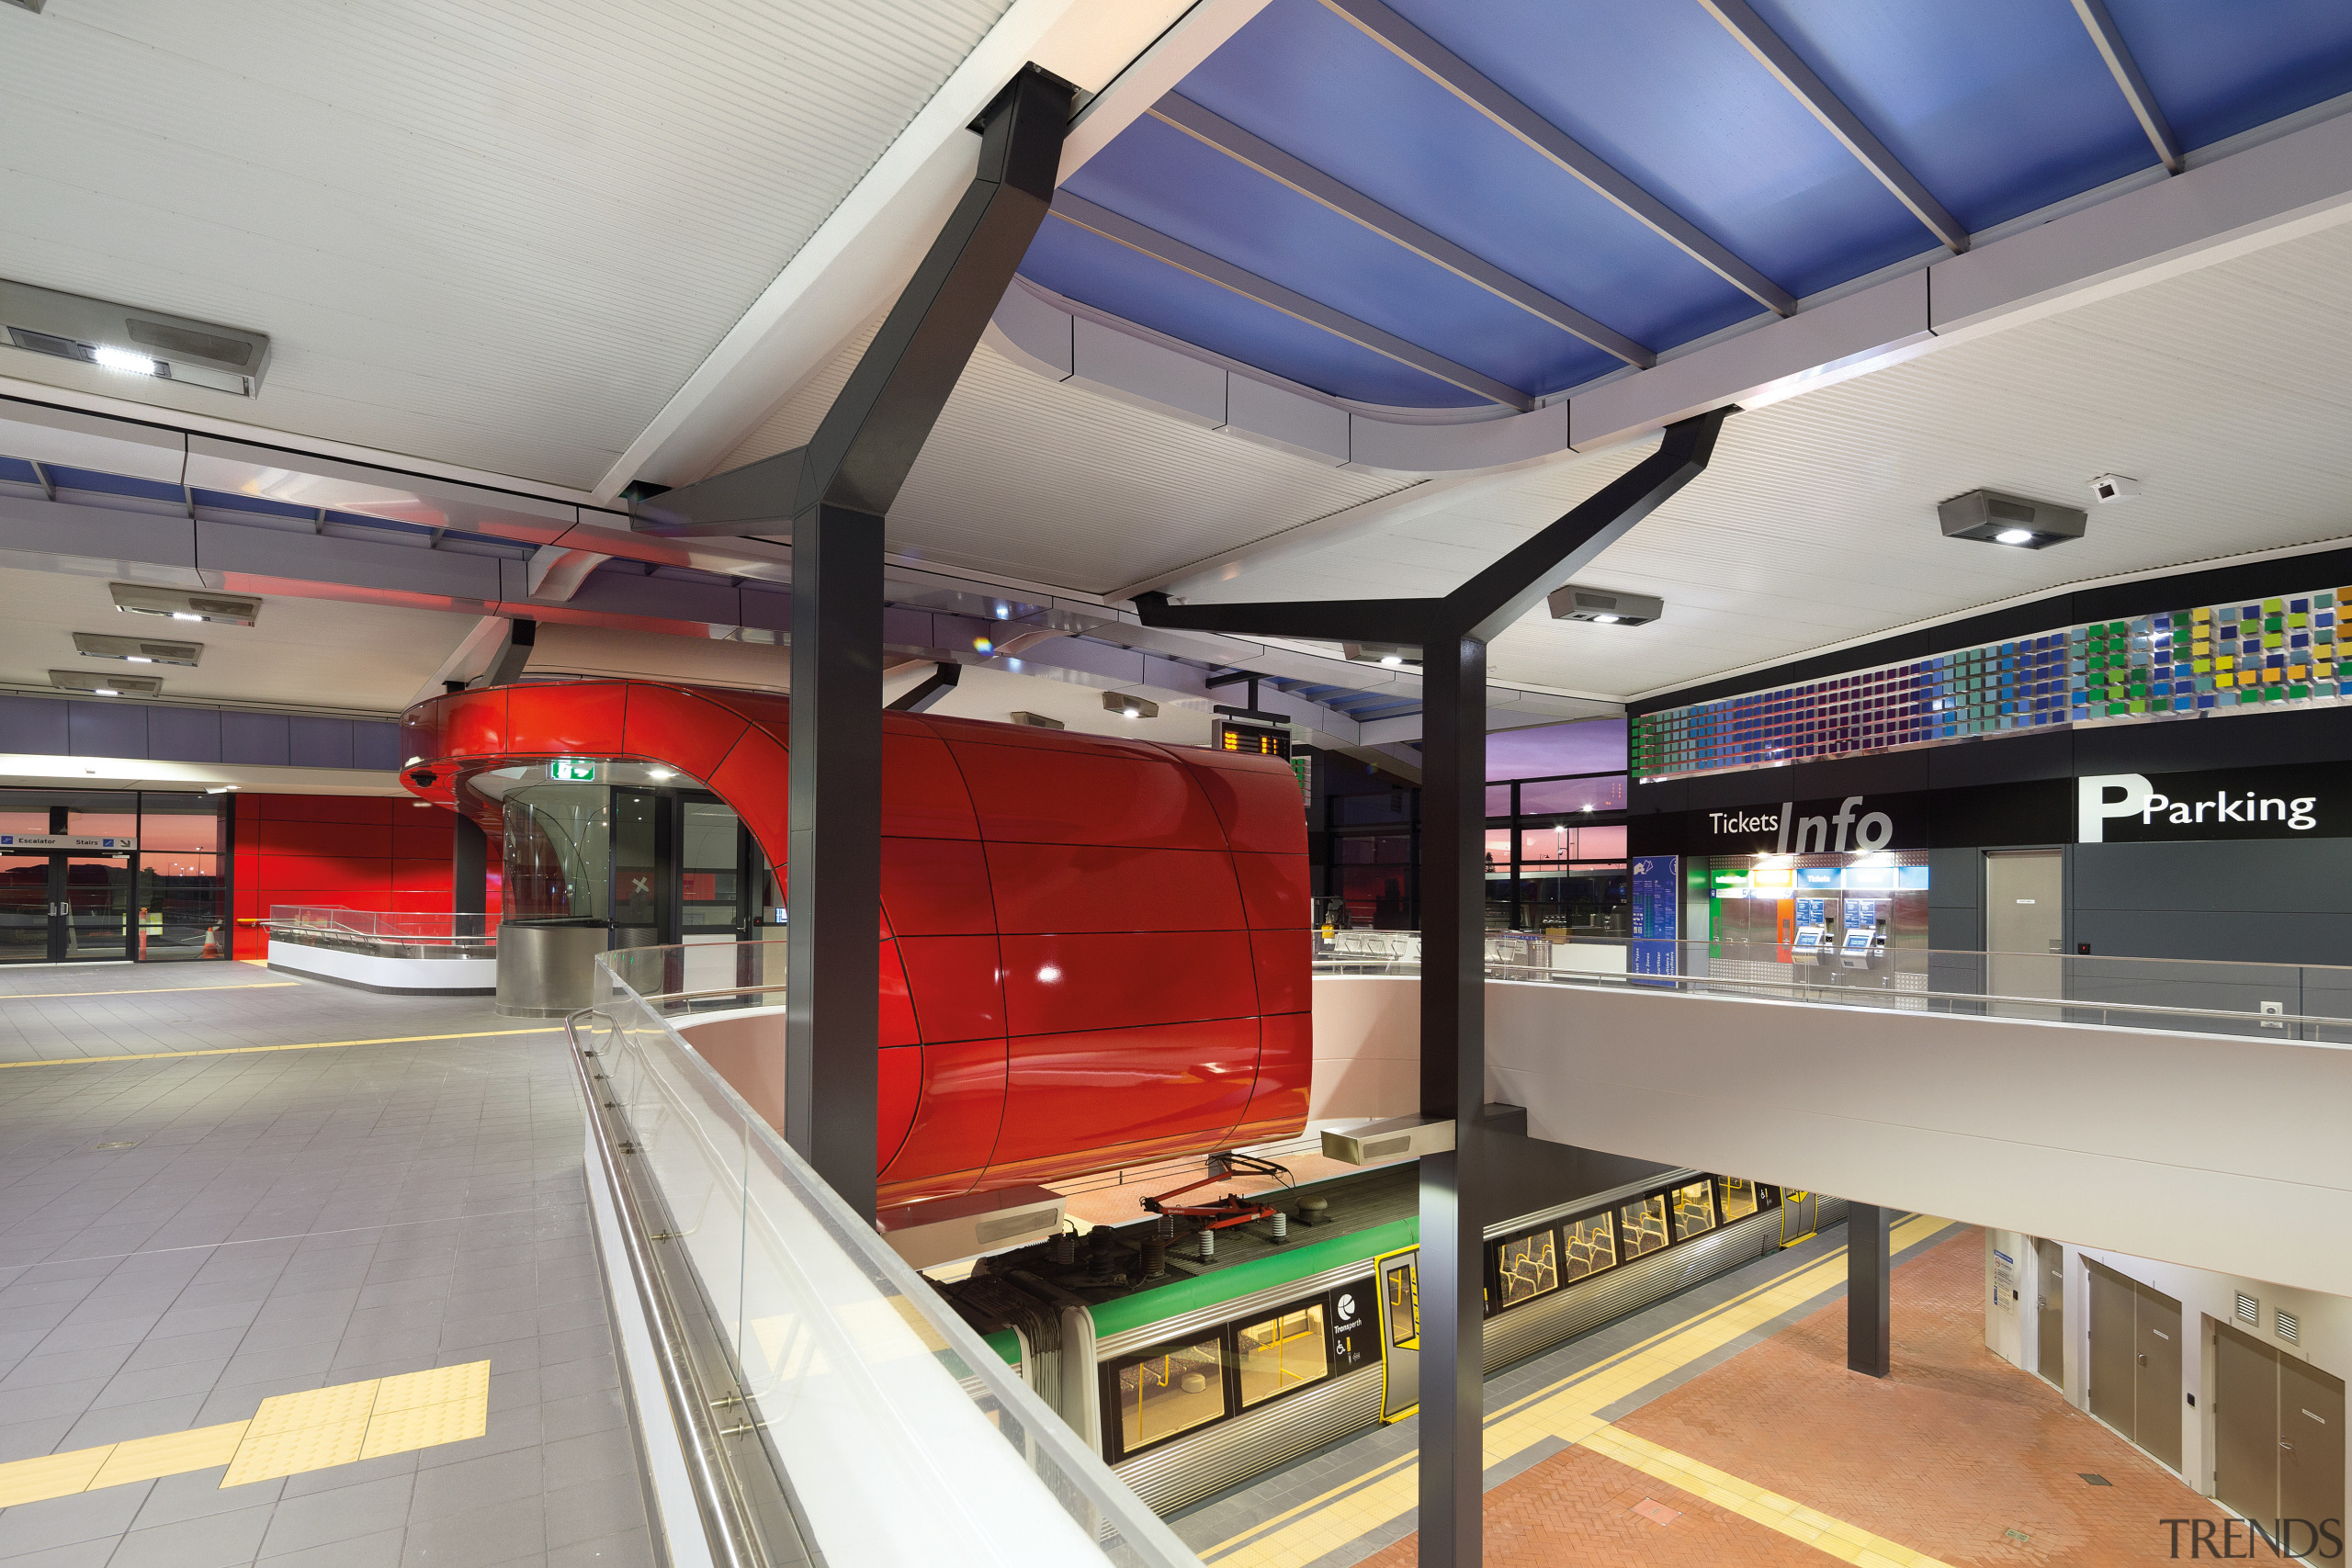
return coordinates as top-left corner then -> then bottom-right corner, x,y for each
502,784 -> 613,921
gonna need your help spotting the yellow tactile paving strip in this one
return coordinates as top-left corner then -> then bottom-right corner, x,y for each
0,1360 -> 492,1508
0,1029 -> 560,1069
1206,1215 -> 1957,1568
0,982 -> 299,1002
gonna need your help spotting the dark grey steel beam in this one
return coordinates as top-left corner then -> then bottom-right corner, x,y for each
1319,0 -> 1798,316
1848,1201 -> 1893,1376
780,67 -> 1071,1222
1694,0 -> 1970,253
1050,193 -> 1536,411
2070,0 -> 2183,175
1133,406 -> 1734,1568
1151,94 -> 1656,368
884,660 -> 962,712
631,446 -> 805,536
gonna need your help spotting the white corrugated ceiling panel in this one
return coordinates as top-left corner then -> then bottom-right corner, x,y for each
1187,220 -> 2352,701
0,0 -> 1012,488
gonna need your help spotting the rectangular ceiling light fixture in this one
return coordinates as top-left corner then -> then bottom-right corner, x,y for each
1548,585 -> 1664,626
72,631 -> 202,666
108,582 -> 262,626
51,669 -> 163,697
0,279 -> 271,396
1938,489 -> 2087,549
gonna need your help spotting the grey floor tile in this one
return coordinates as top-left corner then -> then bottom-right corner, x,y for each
0,1483 -> 154,1557
57,1391 -> 210,1448
257,1524 -> 407,1568
106,1502 -> 275,1568
255,1472 -> 413,1557
400,1497 -> 548,1568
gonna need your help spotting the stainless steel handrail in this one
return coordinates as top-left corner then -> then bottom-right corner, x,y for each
565,1007 -> 792,1568
1316,957 -> 2352,1033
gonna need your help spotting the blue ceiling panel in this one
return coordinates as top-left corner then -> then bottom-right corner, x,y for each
1382,0 -> 1928,298
1061,116 -> 1618,399
1172,0 -> 1761,353
2103,0 -> 2352,152
1016,218 -> 1486,407
1749,0 -> 2155,233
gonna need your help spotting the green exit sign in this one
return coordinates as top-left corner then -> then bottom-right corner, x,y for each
550,759 -> 597,782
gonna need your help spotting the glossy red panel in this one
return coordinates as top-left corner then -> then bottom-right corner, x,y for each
880,838 -> 995,937
878,1037 -> 1006,1191
983,843 -> 1242,933
259,795 -> 393,825
897,935 -> 1002,1043
505,682 -> 628,757
878,1045 -> 922,1171
620,687 -> 747,783
994,1018 -> 1261,1167
1233,852 -> 1311,930
948,742 -> 1225,849
918,713 -> 1171,761
250,863 -> 394,893
399,706 -> 442,769
879,942 -> 919,1049
390,859 -> 451,892
880,731 -> 978,840
391,823 -> 452,859
438,689 -> 509,760
1000,931 -> 1255,1035
1250,928 -> 1309,1015
253,821 -> 392,858
1178,755 -> 1306,854
706,726 -> 791,874
1226,1012 -> 1310,1145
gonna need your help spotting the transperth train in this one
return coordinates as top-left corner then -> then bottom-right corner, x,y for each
938,1161 -> 1841,1515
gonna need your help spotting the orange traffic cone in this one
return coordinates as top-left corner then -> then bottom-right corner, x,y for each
201,925 -> 221,959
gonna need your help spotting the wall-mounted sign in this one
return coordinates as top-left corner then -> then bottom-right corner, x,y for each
1629,856 -> 1679,981
2079,763 -> 2339,842
1701,794 -> 1915,854
549,760 -> 597,782
0,834 -> 135,852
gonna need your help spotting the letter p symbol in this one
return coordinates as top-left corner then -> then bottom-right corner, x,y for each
2078,773 -> 2154,843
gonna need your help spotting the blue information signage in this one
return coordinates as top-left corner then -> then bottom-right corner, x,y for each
1628,856 -> 1679,984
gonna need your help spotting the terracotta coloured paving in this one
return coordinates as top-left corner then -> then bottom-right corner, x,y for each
1365,1227 -> 2236,1567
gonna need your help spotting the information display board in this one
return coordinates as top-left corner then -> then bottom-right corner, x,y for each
1628,855 -> 1679,983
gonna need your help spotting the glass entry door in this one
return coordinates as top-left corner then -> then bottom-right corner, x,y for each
0,855 -> 130,962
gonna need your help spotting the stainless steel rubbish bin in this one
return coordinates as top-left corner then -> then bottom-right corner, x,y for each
495,919 -> 609,1018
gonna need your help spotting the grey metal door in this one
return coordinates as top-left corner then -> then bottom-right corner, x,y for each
1984,851 -> 2064,1007
2134,1280 -> 2183,1469
2279,1351 -> 2346,1548
2088,1261 -> 2137,1439
2214,1320 -> 2278,1527
2034,1237 -> 2064,1389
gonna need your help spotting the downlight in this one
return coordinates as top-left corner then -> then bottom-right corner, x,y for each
1342,641 -> 1420,668
1937,490 -> 2086,550
1102,692 -> 1159,720
108,582 -> 261,626
72,632 -> 202,667
1,279 -> 271,396
1547,585 -> 1663,626
52,669 -> 163,697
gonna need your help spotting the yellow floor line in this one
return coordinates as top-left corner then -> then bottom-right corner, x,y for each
0,1029 -> 560,1069
0,982 -> 300,1002
1208,1216 -> 1957,1568
0,1362 -> 491,1509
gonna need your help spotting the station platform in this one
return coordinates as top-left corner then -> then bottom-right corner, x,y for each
0,963 -> 652,1567
1181,1218 -> 2233,1568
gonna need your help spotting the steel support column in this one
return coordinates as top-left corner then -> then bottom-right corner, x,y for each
452,814 -> 487,918
785,502 -> 887,1220
1848,1201 -> 1893,1377
1418,630 -> 1487,1567
1136,407 -> 1733,1568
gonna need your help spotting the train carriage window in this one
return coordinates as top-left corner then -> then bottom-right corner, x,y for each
1620,1194 -> 1669,1260
1385,1258 -> 1420,1346
1496,1230 -> 1559,1309
1117,1336 -> 1227,1451
1672,1179 -> 1717,1240
1719,1178 -> 1760,1222
1237,1301 -> 1329,1407
1563,1213 -> 1616,1280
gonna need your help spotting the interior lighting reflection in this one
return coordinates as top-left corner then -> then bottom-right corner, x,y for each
1036,964 -> 1062,983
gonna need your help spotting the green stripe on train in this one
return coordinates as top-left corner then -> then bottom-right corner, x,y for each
1090,1216 -> 1419,1341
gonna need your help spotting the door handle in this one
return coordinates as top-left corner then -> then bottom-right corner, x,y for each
2138,1353 -> 2146,1366
2282,1441 -> 2294,1451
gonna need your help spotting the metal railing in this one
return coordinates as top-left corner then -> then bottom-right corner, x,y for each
259,905 -> 495,958
1313,931 -> 2352,1043
570,941 -> 1201,1568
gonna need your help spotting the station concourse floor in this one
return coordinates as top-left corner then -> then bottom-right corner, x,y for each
1178,1218 -> 2240,1568
0,960 -> 655,1568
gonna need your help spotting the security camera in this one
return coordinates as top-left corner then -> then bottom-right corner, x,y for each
2088,473 -> 2141,503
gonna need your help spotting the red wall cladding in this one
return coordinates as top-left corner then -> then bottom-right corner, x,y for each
232,794 -> 472,957
400,681 -> 1312,1204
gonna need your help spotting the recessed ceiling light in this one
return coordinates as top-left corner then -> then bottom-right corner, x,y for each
1590,613 -> 1622,624
1547,586 -> 1662,626
646,769 -> 675,781
92,687 -> 119,696
91,344 -> 161,377
1995,528 -> 2035,545
1102,692 -> 1158,719
1938,490 -> 2086,549
1379,653 -> 1403,666
172,612 -> 201,622
3,278 -> 272,395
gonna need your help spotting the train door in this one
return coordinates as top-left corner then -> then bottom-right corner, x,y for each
2033,1237 -> 2064,1389
1779,1190 -> 1817,1246
1375,1247 -> 1419,1422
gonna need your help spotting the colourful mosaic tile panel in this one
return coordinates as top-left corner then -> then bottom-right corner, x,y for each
1630,588 -> 2346,779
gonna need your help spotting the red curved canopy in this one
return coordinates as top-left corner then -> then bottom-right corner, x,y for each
400,680 -> 1310,1203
